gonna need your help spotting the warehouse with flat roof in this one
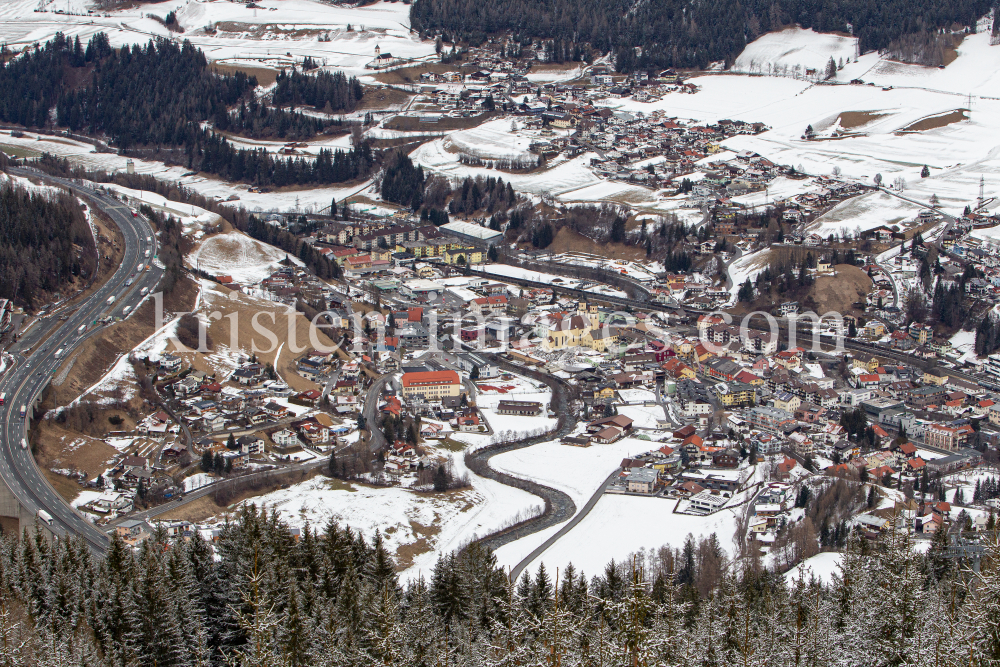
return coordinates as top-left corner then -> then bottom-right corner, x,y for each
440,220 -> 503,245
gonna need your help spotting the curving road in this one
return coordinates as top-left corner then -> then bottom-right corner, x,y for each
0,168 -> 162,553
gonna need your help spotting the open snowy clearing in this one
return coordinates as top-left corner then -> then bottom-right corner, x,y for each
186,230 -> 304,283
470,263 -> 629,298
0,129 -> 374,213
446,118 -> 537,161
726,248 -> 772,300
490,437 -> 655,509
784,550 -> 843,586
809,189 -> 926,237
732,28 -> 858,77
236,462 -> 539,580
516,494 -> 738,576
0,0 -> 432,77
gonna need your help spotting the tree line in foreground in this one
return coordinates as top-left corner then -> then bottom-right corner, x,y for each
1,503 -> 998,667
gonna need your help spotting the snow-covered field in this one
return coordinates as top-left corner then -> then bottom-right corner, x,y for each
525,66 -> 584,83
549,253 -> 661,282
950,329 -> 979,364
732,28 -> 858,77
726,248 -> 771,301
447,118 -> 537,161
809,190 -> 926,237
784,550 -> 843,585
618,404 -> 667,429
490,437 -> 653,509
0,129 -> 373,212
237,465 -> 540,580
0,0 -> 431,77
489,436 -> 693,573
514,494 -> 738,576
187,230 -> 304,283
184,473 -> 218,492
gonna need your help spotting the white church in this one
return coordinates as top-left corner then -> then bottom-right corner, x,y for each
365,45 -> 404,70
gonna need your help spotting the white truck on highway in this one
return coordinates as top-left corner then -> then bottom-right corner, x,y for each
54,348 -> 64,358
107,295 -> 116,306
77,324 -> 86,334
20,438 -> 27,449
37,509 -> 52,525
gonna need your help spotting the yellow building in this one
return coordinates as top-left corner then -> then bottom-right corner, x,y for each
401,370 -> 462,402
863,321 -> 886,340
922,371 -> 948,386
673,340 -> 695,360
582,328 -> 618,353
852,354 -> 881,374
773,392 -> 801,412
714,381 -> 756,407
540,314 -> 591,351
442,248 -> 483,265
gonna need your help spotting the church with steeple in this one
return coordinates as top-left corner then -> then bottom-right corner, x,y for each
365,44 -> 403,69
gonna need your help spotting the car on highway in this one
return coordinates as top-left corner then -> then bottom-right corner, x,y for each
20,438 -> 27,449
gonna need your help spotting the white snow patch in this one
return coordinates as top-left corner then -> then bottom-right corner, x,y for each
784,550 -> 843,586
187,231 -> 304,284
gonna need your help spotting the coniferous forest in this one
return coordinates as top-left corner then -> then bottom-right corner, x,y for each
0,174 -> 95,307
410,0 -> 992,71
2,505 -> 1000,667
271,69 -> 365,113
0,34 -> 373,186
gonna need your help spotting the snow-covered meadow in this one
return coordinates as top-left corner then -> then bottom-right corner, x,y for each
187,230 -> 304,283
0,0 -> 432,77
732,28 -> 859,77
236,463 -> 541,580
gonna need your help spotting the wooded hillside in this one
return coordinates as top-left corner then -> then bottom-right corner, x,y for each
410,0 -> 992,71
0,173 -> 94,308
0,34 -> 374,186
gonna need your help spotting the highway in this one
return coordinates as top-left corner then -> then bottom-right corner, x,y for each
0,168 -> 162,553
